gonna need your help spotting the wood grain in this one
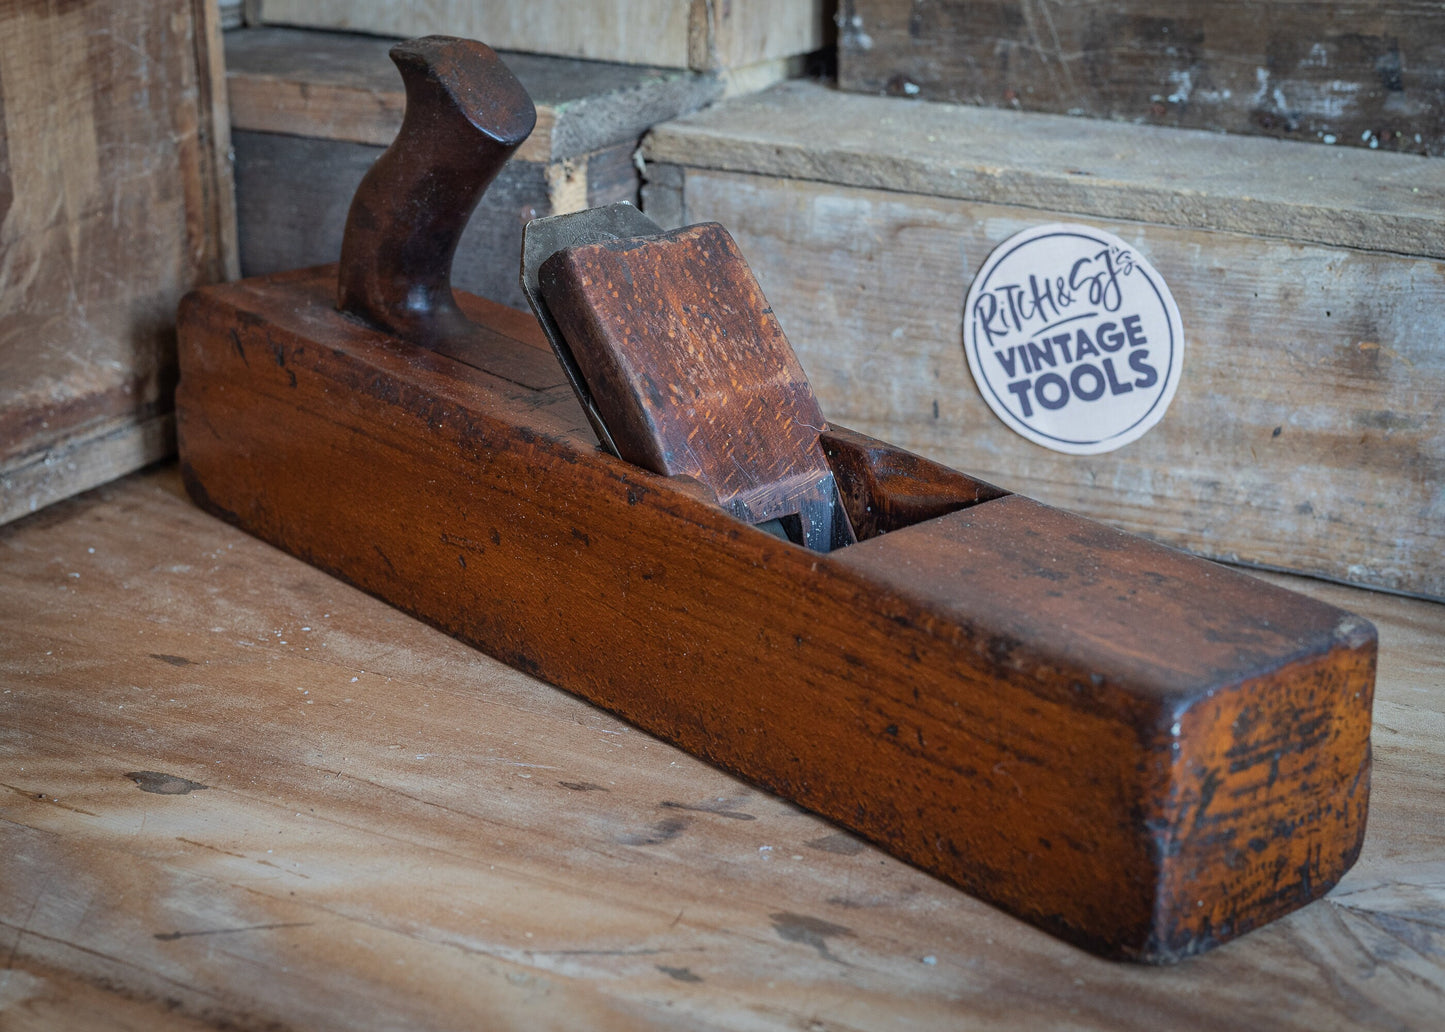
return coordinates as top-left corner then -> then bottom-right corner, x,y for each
173,265 -> 1375,959
1,466 -> 1441,1027
538,221 -> 852,547
0,414 -> 174,526
225,28 -> 723,164
641,82 -> 1445,260
633,157 -> 1445,599
0,957 -> 220,1032
0,0 -> 235,524
333,36 -> 536,349
258,0 -> 826,71
838,0 -> 1445,156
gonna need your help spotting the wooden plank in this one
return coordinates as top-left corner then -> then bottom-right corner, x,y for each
838,0 -> 1445,157
233,131 -> 640,309
1,466 -> 1442,1026
655,165 -> 1445,599
263,0 -> 693,67
642,81 -> 1445,260
224,28 -> 723,163
196,0 -> 242,285
0,414 -> 173,526
0,0 -> 236,524
259,0 -> 825,71
0,957 -> 219,1032
700,0 -> 828,74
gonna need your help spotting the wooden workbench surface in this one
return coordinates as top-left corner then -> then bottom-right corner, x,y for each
2,467 -> 1442,1030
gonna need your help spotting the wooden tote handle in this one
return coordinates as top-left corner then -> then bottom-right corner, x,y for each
337,37 -> 536,345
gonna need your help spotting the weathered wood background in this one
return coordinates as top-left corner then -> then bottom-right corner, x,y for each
0,0 -> 236,525
227,28 -> 720,308
642,82 -> 1445,599
1,467 -> 1443,1028
259,0 -> 827,73
839,0 -> 1445,155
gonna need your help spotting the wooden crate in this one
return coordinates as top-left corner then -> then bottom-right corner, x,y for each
228,27 -> 721,309
641,83 -> 1445,599
0,0 -> 236,525
838,0 -> 1445,156
258,0 -> 827,74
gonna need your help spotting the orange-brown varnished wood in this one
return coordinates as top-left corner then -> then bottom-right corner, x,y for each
538,222 -> 852,549
175,265 -> 1375,962
833,497 -> 1376,955
821,425 -> 1009,539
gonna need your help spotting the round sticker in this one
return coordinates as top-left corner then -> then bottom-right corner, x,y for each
962,224 -> 1184,455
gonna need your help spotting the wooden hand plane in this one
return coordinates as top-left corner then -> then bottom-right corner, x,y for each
175,36 -> 1376,963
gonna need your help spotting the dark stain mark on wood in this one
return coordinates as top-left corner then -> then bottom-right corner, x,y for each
176,836 -> 247,859
618,816 -> 689,846
825,895 -> 887,909
770,912 -> 856,962
1193,767 -> 1223,830
656,965 -> 703,983
532,947 -> 663,958
1358,410 -> 1425,432
660,799 -> 756,821
154,921 -> 313,941
807,832 -> 868,856
126,771 -> 208,795
148,653 -> 194,667
558,781 -> 609,791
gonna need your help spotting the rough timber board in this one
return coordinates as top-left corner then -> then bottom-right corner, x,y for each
0,414 -> 174,526
258,0 -> 826,71
0,466 -> 1442,1028
838,0 -> 1445,157
652,166 -> 1445,600
0,957 -> 221,1032
225,27 -> 723,163
0,0 -> 236,524
641,81 -> 1445,260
